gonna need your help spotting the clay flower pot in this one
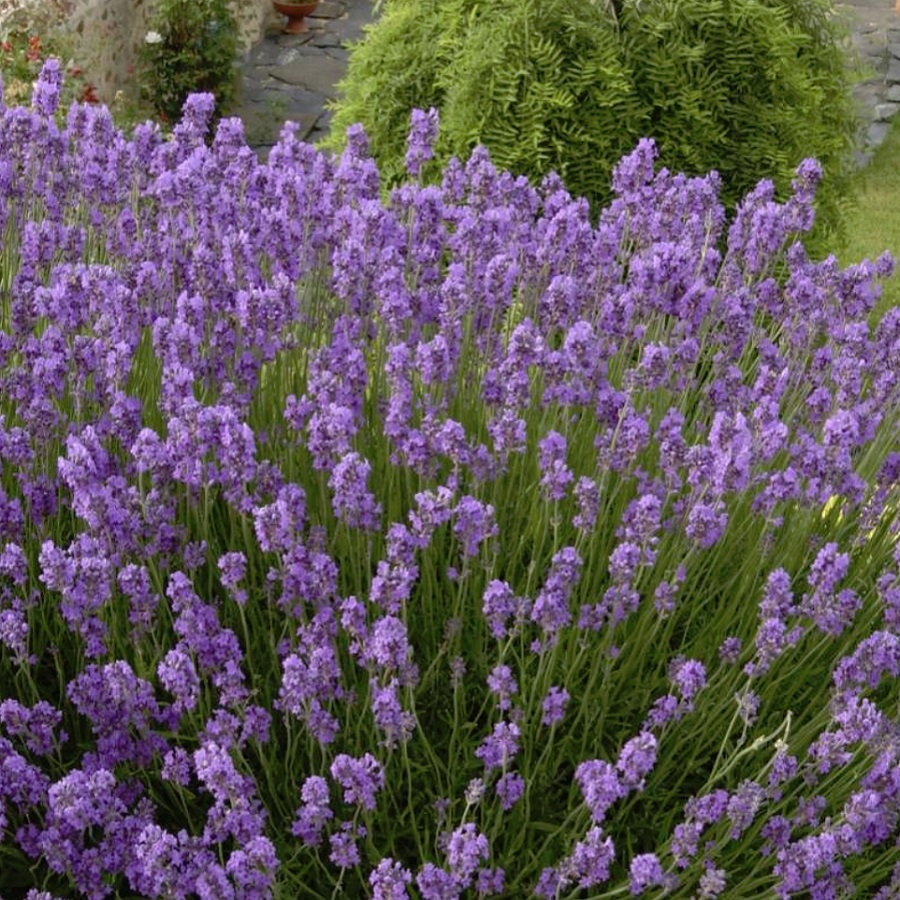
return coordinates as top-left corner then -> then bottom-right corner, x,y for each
272,0 -> 319,35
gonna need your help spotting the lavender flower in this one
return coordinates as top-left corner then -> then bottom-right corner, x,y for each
31,59 -> 63,117
1,88 -> 899,899
329,822 -> 362,868
0,699 -> 65,755
475,867 -> 505,896
474,721 -> 520,772
329,451 -> 382,531
416,863 -> 460,900
225,836 -> 278,899
157,645 -> 201,714
669,657 -> 707,703
718,636 -> 742,664
217,551 -> 247,606
726,780 -> 766,839
628,853 -> 668,895
698,863 -> 727,898
576,759 -> 625,824
532,546 -> 582,636
486,664 -> 518,710
446,823 -> 490,881
573,476 -> 601,532
369,858 -> 413,899
370,677 -> 416,748
495,771 -> 525,811
330,752 -> 385,811
482,580 -> 528,640
541,686 -> 570,726
570,827 -> 615,888
453,495 -> 498,557
292,775 -> 333,847
538,430 -> 574,500
364,615 -> 414,672
616,731 -> 658,789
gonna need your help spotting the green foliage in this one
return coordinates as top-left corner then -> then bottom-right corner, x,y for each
323,0 -> 448,185
327,0 -> 859,250
137,0 -> 240,125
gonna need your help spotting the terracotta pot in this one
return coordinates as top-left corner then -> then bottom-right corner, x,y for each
272,0 -> 319,35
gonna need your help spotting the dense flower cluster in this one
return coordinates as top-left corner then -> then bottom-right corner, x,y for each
0,67 -> 898,897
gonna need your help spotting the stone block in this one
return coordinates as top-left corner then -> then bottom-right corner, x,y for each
866,120 -> 890,149
853,82 -> 884,120
309,1 -> 346,19
310,31 -> 343,48
269,52 -> 347,97
888,57 -> 900,83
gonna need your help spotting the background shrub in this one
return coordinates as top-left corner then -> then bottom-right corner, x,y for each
137,0 -> 240,125
327,0 -> 859,250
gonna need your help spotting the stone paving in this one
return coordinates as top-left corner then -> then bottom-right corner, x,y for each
234,0 -> 375,154
234,0 -> 900,166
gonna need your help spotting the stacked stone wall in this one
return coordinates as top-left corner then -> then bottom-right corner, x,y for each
1,0 -> 271,103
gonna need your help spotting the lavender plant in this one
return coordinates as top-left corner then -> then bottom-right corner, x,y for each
0,66 -> 899,898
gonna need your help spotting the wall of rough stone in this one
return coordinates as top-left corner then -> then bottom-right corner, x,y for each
68,0 -> 272,102
3,0 -> 271,103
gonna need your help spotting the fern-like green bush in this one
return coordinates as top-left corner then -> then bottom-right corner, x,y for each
326,0 -> 858,248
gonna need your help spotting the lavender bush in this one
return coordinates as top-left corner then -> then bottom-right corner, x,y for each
1,65 -> 899,898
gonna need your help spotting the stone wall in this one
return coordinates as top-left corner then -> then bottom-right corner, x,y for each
68,0 -> 272,102
2,0 -> 272,103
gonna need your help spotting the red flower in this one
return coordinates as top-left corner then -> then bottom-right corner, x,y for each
78,83 -> 99,104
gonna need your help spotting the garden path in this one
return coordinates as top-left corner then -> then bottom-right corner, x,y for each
233,0 -> 900,166
234,0 -> 375,155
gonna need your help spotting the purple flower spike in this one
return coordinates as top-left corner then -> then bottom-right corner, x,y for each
370,677 -> 416,748
616,731 -> 658,789
538,430 -> 574,500
476,867 -> 505,896
292,775 -> 333,847
628,853 -> 668,895
482,580 -> 527,640
370,858 -> 413,899
330,752 -> 385,811
329,821 -> 363,868
32,59 -> 63,117
446,823 -> 490,882
225,836 -> 278,899
541,686 -> 570,726
453,495 -> 498,558
669,657 -> 707,703
576,759 -> 625,824
570,827 -> 615,888
405,107 -> 440,177
486,664 -> 518,710
175,92 -> 216,143
329,451 -> 382,531
474,721 -> 520,772
416,863 -> 460,900
495,771 -> 525,811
